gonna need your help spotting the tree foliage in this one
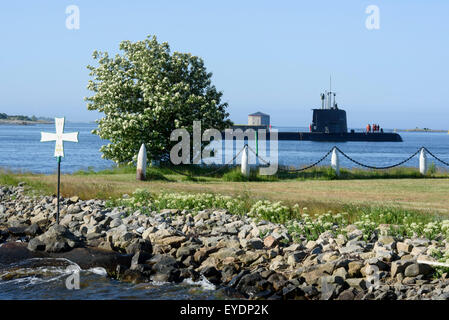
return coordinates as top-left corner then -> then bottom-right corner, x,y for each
86,35 -> 231,164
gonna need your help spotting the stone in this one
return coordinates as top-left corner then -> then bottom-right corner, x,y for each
397,242 -> 413,253
320,281 -> 338,300
337,288 -> 356,300
125,239 -> 153,255
391,260 -> 415,278
267,273 -> 287,292
339,245 -> 363,255
121,269 -> 146,283
411,246 -> 427,256
24,223 -> 42,236
176,246 -> 194,260
246,238 -> 264,250
37,224 -> 81,253
333,267 -> 348,279
200,266 -> 222,285
263,235 -> 278,248
404,263 -> 434,277
131,251 -> 152,267
27,237 -> 46,251
287,251 -> 306,266
345,278 -> 367,291
156,236 -> 186,248
348,261 -> 364,278
69,196 -> 80,203
377,236 -> 395,246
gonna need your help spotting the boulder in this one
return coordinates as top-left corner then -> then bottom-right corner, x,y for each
404,263 -> 434,277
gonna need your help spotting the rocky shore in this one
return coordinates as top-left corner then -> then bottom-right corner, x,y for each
1,184 -> 449,300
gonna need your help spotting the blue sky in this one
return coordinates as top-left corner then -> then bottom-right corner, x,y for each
0,1 -> 448,129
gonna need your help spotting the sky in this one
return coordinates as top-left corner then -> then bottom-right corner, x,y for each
0,0 -> 448,129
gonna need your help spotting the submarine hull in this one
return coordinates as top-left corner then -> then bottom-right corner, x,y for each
223,129 -> 402,142
295,132 -> 402,142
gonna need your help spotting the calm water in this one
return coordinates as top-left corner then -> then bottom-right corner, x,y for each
1,123 -> 449,173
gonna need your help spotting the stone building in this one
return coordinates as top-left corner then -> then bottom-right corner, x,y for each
248,112 -> 270,126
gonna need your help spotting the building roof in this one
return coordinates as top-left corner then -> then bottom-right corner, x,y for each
248,111 -> 269,117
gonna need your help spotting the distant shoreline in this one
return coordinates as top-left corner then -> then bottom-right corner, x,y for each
0,119 -> 53,126
396,128 -> 448,133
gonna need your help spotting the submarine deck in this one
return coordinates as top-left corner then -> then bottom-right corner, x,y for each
222,131 -> 403,142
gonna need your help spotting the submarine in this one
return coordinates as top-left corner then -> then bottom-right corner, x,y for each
230,89 -> 403,142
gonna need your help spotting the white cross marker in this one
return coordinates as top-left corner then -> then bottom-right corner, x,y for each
40,117 -> 79,157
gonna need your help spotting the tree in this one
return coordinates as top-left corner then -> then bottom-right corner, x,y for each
86,35 -> 232,165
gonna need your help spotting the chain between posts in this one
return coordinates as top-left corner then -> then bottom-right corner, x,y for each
422,147 -> 449,167
161,145 -> 246,177
160,145 -> 449,178
335,146 -> 422,170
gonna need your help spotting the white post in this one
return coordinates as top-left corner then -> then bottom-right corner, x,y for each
241,145 -> 250,178
419,148 -> 427,175
137,143 -> 147,181
331,147 -> 340,176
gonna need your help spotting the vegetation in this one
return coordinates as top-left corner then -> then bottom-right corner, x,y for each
2,164 -> 449,215
0,113 -> 43,121
3,164 -> 449,242
86,35 -> 232,165
105,189 -> 449,242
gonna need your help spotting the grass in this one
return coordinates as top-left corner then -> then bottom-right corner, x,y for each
2,164 -> 449,215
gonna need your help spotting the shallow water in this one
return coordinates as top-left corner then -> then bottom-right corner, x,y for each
1,123 -> 449,173
0,257 -> 219,300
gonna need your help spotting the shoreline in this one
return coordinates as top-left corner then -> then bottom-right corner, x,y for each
1,184 -> 449,300
0,119 -> 53,126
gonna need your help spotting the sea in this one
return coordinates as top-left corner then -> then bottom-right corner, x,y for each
1,123 -> 449,173
1,122 -> 449,299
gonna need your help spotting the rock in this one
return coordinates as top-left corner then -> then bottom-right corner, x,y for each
36,224 -> 81,253
131,251 -> 152,267
404,263 -> 434,277
320,281 -> 338,300
333,267 -> 348,279
339,245 -> 363,255
109,218 -> 122,228
156,236 -> 186,248
228,270 -> 251,288
235,272 -> 271,297
281,284 -> 305,299
7,226 -> 27,237
267,273 -> 287,292
377,236 -> 396,246
337,288 -> 357,300
287,251 -> 307,266
121,269 -> 147,283
246,238 -> 264,250
411,246 -> 427,256
125,238 -> 152,255
176,246 -> 194,260
263,235 -> 278,248
200,266 -> 222,285
24,224 -> 42,236
348,261 -> 364,278
391,260 -> 415,278
27,237 -> 46,251
69,196 -> 80,203
397,242 -> 413,253
345,278 -> 367,291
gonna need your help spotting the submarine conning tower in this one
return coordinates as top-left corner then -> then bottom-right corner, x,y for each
311,90 -> 348,133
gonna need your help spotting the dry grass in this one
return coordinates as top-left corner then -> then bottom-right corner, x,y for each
3,170 -> 449,215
